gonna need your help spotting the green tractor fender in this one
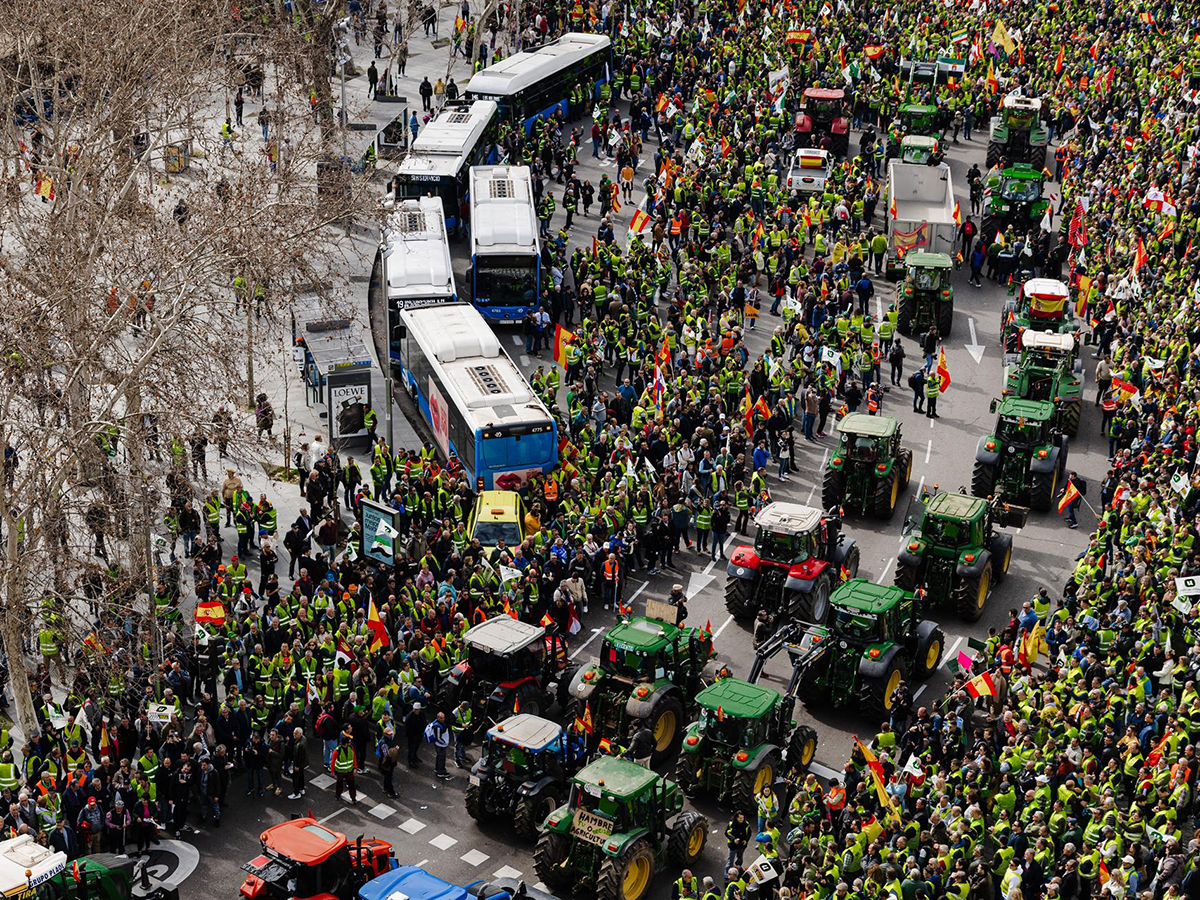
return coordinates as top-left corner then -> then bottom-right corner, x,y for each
1029,125 -> 1049,147
991,120 -> 1009,143
828,453 -> 847,472
856,641 -> 900,679
975,434 -> 1001,466
872,458 -> 895,479
544,806 -> 574,834
731,741 -> 781,772
680,722 -> 705,755
518,774 -> 562,799
567,664 -> 602,702
625,679 -> 679,721
1054,378 -> 1083,402
600,826 -> 653,858
897,536 -> 925,568
955,548 -> 991,579
1029,444 -> 1060,474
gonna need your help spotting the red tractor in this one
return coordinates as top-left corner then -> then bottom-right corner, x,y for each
437,615 -> 575,733
239,818 -> 396,900
795,87 -> 850,157
725,503 -> 860,644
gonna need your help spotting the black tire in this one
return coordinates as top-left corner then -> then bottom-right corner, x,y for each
954,562 -> 991,622
872,469 -> 901,520
792,574 -> 832,625
894,559 -> 920,592
897,448 -> 914,488
971,460 -> 996,498
831,132 -> 850,158
596,838 -> 656,900
863,658 -> 905,721
1029,467 -> 1058,512
841,543 -> 861,579
667,810 -> 709,867
822,466 -> 845,511
533,831 -> 574,890
981,214 -> 998,243
1062,401 -> 1081,438
725,576 -> 758,619
936,296 -> 954,339
731,750 -> 781,815
915,624 -> 944,678
514,788 -> 561,842
986,141 -> 1002,168
511,683 -> 546,717
990,532 -> 1014,585
1029,144 -> 1047,171
675,751 -> 701,797
465,779 -> 488,822
898,294 -> 915,335
644,696 -> 685,764
786,725 -> 818,771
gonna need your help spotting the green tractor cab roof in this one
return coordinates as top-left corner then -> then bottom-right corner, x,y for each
901,135 -> 939,149
574,755 -> 661,798
606,615 -> 682,653
694,678 -> 779,720
926,491 -> 987,521
837,412 -> 898,439
996,396 -> 1055,420
905,251 -> 952,269
487,713 -> 563,751
830,578 -> 908,615
901,103 -> 938,114
1002,163 -> 1042,180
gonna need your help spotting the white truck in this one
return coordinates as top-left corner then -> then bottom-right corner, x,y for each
786,148 -> 832,194
885,160 -> 958,280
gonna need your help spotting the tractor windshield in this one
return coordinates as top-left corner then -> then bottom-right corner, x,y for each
924,517 -> 966,547
901,146 -> 930,164
1002,179 -> 1041,201
997,416 -> 1043,445
808,98 -> 838,118
600,640 -> 655,680
569,782 -> 632,832
698,708 -> 745,745
831,605 -> 882,642
484,737 -> 533,776
468,645 -> 518,682
910,269 -> 940,290
849,437 -> 878,461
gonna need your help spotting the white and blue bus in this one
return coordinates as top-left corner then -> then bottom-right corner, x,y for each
397,302 -> 558,489
467,165 -> 541,325
465,33 -> 612,133
391,100 -> 500,232
381,196 -> 457,369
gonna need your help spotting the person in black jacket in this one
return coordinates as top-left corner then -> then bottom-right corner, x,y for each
725,810 -> 751,869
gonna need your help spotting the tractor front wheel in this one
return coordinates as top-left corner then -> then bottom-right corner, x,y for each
731,750 -> 781,815
1062,401 -> 1081,438
863,659 -> 905,722
793,575 -> 832,625
971,460 -> 997,499
725,576 -> 758,619
645,696 -> 685,764
916,625 -> 945,678
991,533 -> 1014,585
1029,467 -> 1058,512
465,779 -> 488,823
986,141 -> 1002,168
897,448 -> 914,488
674,751 -> 702,797
898,294 -> 915,335
787,725 -> 818,771
1029,144 -> 1047,171
514,788 -> 562,842
533,831 -> 574,890
937,297 -> 954,340
873,469 -> 901,520
955,562 -> 992,622
822,466 -> 846,511
981,214 -> 999,243
841,544 -> 861,579
667,810 -> 709,867
597,839 -> 656,900
894,559 -> 920,592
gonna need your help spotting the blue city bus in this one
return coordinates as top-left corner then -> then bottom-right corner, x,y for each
397,302 -> 558,489
467,165 -> 541,325
465,33 -> 612,134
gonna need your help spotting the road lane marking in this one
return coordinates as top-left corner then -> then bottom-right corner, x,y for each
399,817 -> 428,834
703,557 -> 717,575
570,628 -> 604,659
942,635 -> 964,668
809,761 -> 841,780
318,809 -> 346,824
806,485 -> 816,504
416,859 -> 429,868
511,336 -> 521,345
916,475 -> 925,497
429,833 -> 458,851
712,614 -> 735,642
876,557 -> 894,583
913,684 -> 928,699
925,440 -> 932,464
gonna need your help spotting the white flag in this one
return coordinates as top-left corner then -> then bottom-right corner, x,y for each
500,565 -> 523,584
1040,209 -> 1052,232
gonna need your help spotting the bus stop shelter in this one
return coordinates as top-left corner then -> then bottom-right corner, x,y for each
291,296 -> 375,447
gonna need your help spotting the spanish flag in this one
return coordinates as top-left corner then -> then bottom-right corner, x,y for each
936,346 -> 951,393
965,671 -> 998,698
952,201 -> 961,225
986,58 -> 998,94
1146,731 -> 1171,766
855,736 -> 901,826
629,209 -> 650,233
1054,45 -> 1064,75
195,600 -> 227,626
574,701 -> 594,734
1057,479 -> 1081,514
552,324 -> 575,369
366,599 -> 390,652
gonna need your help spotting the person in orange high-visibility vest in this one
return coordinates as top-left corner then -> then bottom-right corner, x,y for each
603,553 -> 620,611
824,779 -> 847,816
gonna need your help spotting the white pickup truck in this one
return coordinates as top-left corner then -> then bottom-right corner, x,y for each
786,148 -> 832,194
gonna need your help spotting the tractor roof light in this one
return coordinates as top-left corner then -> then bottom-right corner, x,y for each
736,751 -> 749,761
869,647 -> 881,659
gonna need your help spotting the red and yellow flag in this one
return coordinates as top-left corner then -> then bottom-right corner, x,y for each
936,347 -> 951,393
1057,479 -> 1081,514
965,671 -> 998,698
367,599 -> 390,652
552,324 -> 575,369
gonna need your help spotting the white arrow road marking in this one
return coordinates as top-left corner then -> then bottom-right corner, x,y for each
687,570 -> 716,597
965,317 -> 985,363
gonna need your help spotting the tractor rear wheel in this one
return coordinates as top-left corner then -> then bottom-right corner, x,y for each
915,625 -> 945,678
898,294 -> 915,335
645,696 -> 685,764
986,141 -> 1002,168
894,559 -> 920,592
1029,467 -> 1058,512
465,779 -> 488,822
971,460 -> 997,499
514,787 -> 562,842
831,132 -> 850,158
597,838 -> 656,900
897,448 -> 914,488
667,810 -> 709,867
873,469 -> 901,520
822,466 -> 846,511
955,562 -> 992,622
731,750 -> 781,816
937,296 -> 954,340
533,831 -> 574,890
864,659 -> 905,722
1062,401 -> 1081,438
511,683 -> 546,717
725,576 -> 757,619
792,574 -> 832,625
990,533 -> 1014,585
786,725 -> 818,771
981,214 -> 999,244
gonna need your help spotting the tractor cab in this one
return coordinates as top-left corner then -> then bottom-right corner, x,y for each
800,88 -> 845,122
899,134 -> 942,165
692,679 -> 779,748
917,492 -> 985,548
752,504 -> 826,565
1020,330 -> 1076,371
241,820 -> 395,900
564,756 -> 676,837
596,616 -> 707,684
999,172 -> 1042,201
479,714 -> 570,782
1020,278 -> 1070,320
827,583 -> 909,646
990,397 -> 1057,447
1001,94 -> 1041,130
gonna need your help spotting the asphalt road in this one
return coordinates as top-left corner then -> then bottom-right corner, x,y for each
193,56 -> 1106,900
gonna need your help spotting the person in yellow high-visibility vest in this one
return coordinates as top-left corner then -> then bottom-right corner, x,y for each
330,736 -> 358,804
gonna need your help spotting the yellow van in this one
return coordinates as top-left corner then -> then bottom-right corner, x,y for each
468,490 -> 527,553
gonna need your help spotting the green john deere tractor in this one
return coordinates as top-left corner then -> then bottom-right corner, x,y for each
899,134 -> 944,166
565,613 -> 712,764
1000,278 -> 1075,356
748,579 -> 944,722
534,756 -> 707,900
972,397 -> 1068,512
822,413 -> 913,520
886,103 -> 940,158
898,251 -> 954,337
987,94 -> 1049,169
895,488 -> 1027,622
465,714 -> 576,841
675,677 -> 818,812
1003,329 -> 1083,437
981,164 -> 1048,241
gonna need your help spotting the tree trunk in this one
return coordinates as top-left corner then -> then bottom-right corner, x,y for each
1,545 -> 38,740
